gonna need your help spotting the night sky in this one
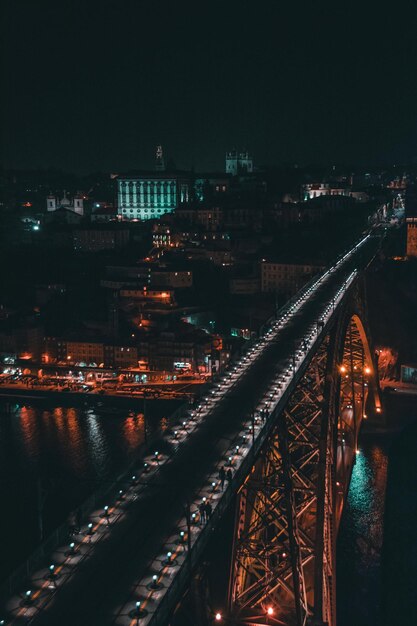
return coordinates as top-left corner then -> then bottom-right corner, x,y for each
3,0 -> 417,173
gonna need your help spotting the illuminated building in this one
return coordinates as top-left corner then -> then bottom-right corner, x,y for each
225,150 -> 253,176
47,191 -> 84,215
303,182 -> 369,203
119,288 -> 175,305
406,217 -> 417,256
152,224 -> 182,248
405,183 -> 417,257
117,171 -> 191,221
194,174 -> 231,202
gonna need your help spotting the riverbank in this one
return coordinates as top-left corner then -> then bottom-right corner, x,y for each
0,384 -> 200,406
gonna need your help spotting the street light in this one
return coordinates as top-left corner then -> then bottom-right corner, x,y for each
215,612 -> 222,622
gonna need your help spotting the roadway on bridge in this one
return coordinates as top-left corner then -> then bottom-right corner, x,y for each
2,235 -> 380,626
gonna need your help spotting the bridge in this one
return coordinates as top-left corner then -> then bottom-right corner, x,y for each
1,234 -> 383,626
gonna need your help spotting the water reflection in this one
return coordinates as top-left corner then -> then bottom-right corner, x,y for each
19,406 -> 41,462
0,398 -> 180,582
337,437 -> 389,626
123,413 -> 144,451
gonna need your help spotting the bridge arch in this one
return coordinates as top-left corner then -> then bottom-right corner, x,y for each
228,309 -> 381,626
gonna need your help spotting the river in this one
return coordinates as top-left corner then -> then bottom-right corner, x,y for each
0,398 -> 180,583
337,393 -> 417,626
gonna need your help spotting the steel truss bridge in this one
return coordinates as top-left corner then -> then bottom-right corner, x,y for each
2,234 -> 383,626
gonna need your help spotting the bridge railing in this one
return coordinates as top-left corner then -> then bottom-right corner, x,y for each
257,233 -> 370,339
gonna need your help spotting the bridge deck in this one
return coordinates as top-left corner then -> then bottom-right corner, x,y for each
2,235 -> 380,626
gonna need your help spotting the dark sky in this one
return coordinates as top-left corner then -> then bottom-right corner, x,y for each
3,0 -> 417,173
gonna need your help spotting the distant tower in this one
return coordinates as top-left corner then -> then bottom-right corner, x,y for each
155,145 -> 165,171
225,150 -> 253,176
47,195 -> 56,212
226,150 -> 238,175
73,196 -> 84,216
238,150 -> 253,173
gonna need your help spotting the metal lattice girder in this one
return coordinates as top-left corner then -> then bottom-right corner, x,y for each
230,337 -> 329,626
229,310 -> 381,626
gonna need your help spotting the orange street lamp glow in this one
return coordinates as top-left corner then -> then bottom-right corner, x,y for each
364,366 -> 371,375
376,407 -> 381,413
215,612 -> 222,621
267,606 -> 274,616
339,365 -> 347,374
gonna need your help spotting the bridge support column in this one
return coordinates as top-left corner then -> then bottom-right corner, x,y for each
229,337 -> 331,626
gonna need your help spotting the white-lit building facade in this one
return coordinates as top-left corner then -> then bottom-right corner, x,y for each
117,171 -> 191,221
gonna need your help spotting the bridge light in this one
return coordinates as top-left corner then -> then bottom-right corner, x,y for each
356,448 -> 360,455
215,612 -> 222,621
267,606 -> 274,616
364,366 -> 371,375
339,365 -> 347,374
376,407 -> 381,413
